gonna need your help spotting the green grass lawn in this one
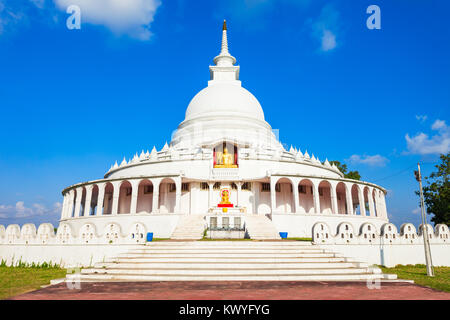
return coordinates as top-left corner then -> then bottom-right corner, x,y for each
379,264 -> 450,293
0,266 -> 67,300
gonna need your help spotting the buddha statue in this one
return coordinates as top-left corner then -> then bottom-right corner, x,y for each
222,148 -> 233,166
220,189 -> 230,204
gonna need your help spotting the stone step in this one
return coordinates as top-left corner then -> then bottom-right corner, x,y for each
124,248 -> 327,254
93,262 -> 369,269
67,273 -> 387,282
81,267 -> 373,276
145,241 -> 313,246
115,252 -> 343,258
104,256 -> 348,263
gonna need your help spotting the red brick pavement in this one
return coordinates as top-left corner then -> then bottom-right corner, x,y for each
9,281 -> 450,300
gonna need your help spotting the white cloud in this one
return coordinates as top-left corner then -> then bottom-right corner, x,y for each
412,207 -> 421,215
346,154 -> 389,167
309,4 -> 340,52
321,29 -> 336,51
0,201 -> 62,219
405,119 -> 450,155
54,0 -> 161,40
415,115 -> 427,123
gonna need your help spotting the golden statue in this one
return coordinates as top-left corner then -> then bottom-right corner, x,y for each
214,147 -> 238,168
220,189 -> 230,204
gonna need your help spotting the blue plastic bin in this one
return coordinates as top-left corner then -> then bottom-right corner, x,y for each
146,232 -> 154,242
279,232 -> 288,239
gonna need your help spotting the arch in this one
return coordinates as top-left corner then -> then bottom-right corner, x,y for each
79,223 -> 97,244
351,184 -> 361,215
372,189 -> 378,217
103,223 -> 122,244
336,222 -> 355,243
6,224 -> 20,244
21,223 -> 37,244
318,180 -> 332,214
79,187 -> 87,217
37,223 -> 55,244
102,182 -> 114,215
359,222 -> 378,243
118,180 -> 132,214
312,222 -> 332,244
71,189 -> 77,217
298,179 -> 315,214
89,184 -> 99,216
336,182 -> 348,214
159,177 -> 177,213
363,186 -> 370,216
56,223 -> 73,244
129,223 -> 147,244
137,179 -> 153,213
275,177 -> 294,213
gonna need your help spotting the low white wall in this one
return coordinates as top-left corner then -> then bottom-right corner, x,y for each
321,243 -> 450,267
272,213 -> 388,238
0,244 -> 142,268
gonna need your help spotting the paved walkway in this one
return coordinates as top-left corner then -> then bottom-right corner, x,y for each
10,281 -> 450,300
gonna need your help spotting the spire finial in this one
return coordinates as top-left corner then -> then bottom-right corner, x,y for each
223,20 -> 227,31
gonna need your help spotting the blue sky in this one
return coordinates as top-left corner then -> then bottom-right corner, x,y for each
0,0 -> 448,228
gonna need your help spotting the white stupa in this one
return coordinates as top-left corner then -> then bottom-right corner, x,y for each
58,21 -> 389,239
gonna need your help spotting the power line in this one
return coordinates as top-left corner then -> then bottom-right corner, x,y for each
372,161 -> 436,183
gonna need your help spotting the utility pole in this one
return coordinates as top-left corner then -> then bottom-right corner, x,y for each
415,162 -> 434,276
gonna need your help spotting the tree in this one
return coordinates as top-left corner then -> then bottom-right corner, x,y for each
419,153 -> 450,226
329,161 -> 361,180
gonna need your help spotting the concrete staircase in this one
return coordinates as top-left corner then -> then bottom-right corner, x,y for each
170,215 -> 206,240
244,215 -> 281,240
66,241 -> 397,282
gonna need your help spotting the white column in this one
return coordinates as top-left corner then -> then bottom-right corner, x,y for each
60,194 -> 68,220
330,182 -> 338,214
130,180 -> 140,214
270,177 -> 276,214
368,187 -> 375,217
381,192 -> 388,219
152,179 -> 161,213
83,185 -> 93,217
313,181 -> 321,214
111,181 -> 121,215
236,182 -> 242,207
345,183 -> 353,215
292,179 -> 299,214
208,182 -> 214,209
175,177 -> 182,213
74,187 -> 82,218
96,183 -> 105,215
253,182 -> 258,214
67,190 -> 75,218
358,185 -> 366,216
